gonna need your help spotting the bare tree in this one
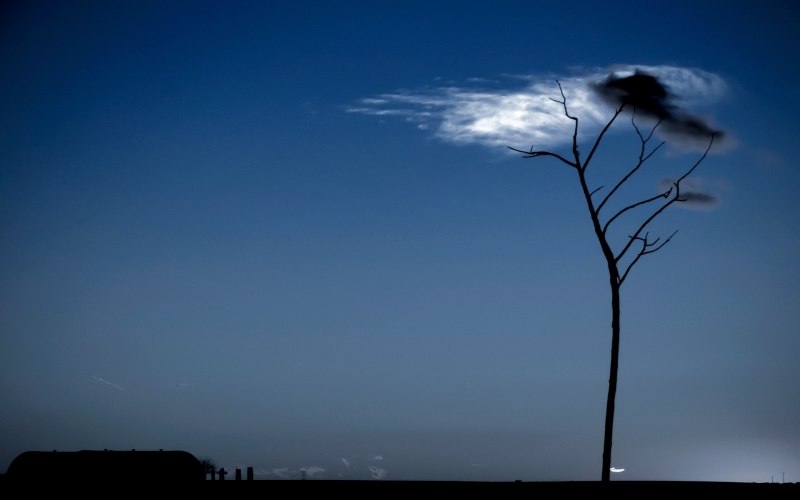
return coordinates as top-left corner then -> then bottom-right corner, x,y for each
199,457 -> 217,479
510,74 -> 718,482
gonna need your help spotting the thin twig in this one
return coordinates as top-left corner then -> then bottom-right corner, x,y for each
619,230 -> 678,284
552,80 -> 581,166
583,107 -> 625,173
507,146 -> 578,168
614,134 -> 714,264
597,115 -> 664,214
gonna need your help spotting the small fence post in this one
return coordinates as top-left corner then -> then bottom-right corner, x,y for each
247,467 -> 254,481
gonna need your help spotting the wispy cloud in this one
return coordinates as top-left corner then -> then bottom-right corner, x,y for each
299,465 -> 326,478
272,467 -> 290,478
348,65 -> 726,151
369,465 -> 388,479
90,375 -> 125,391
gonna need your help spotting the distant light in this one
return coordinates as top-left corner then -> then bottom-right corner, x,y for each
610,467 -> 625,473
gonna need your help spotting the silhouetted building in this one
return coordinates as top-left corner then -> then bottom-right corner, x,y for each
5,450 -> 204,482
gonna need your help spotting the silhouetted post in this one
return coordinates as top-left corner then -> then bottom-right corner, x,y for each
235,468 -> 242,480
210,468 -> 216,480
247,466 -> 254,481
219,467 -> 227,481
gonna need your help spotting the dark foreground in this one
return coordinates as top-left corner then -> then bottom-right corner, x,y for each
200,480 -> 794,498
8,451 -> 794,495
216,480 -> 795,495
2,477 -> 798,496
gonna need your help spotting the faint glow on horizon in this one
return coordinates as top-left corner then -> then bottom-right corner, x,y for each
674,440 -> 799,483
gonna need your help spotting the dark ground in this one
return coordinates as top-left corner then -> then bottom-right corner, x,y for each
217,480 -> 796,493
203,480 -> 798,498
0,475 -> 800,492
2,476 -> 799,496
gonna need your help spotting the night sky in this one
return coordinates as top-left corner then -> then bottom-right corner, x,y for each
1,0 -> 799,482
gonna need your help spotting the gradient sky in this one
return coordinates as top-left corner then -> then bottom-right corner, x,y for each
1,0 -> 799,482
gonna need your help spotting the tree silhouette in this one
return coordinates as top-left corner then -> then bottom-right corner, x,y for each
510,73 -> 720,482
199,457 -> 217,479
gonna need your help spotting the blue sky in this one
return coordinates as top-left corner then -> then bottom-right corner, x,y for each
1,0 -> 799,481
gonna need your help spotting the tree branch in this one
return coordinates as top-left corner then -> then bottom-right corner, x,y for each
550,80 -> 581,166
614,132 -> 715,263
631,108 -> 661,145
506,145 -> 578,168
597,113 -> 664,214
675,134 -> 716,186
640,230 -> 678,255
619,230 -> 679,285
615,192 -> 675,264
603,188 -> 672,235
583,107 -> 625,173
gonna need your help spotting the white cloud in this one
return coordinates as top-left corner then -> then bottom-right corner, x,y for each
348,65 -> 727,151
300,466 -> 326,478
369,465 -> 387,479
272,467 -> 290,478
621,65 -> 727,107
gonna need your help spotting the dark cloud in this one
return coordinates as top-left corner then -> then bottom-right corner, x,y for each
594,70 -> 724,143
658,179 -> 720,208
680,191 -> 718,205
596,72 -> 673,119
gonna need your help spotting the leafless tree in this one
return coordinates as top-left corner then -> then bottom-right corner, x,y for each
199,457 -> 217,479
510,76 -> 718,482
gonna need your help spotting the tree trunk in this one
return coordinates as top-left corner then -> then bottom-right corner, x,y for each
601,280 -> 621,481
